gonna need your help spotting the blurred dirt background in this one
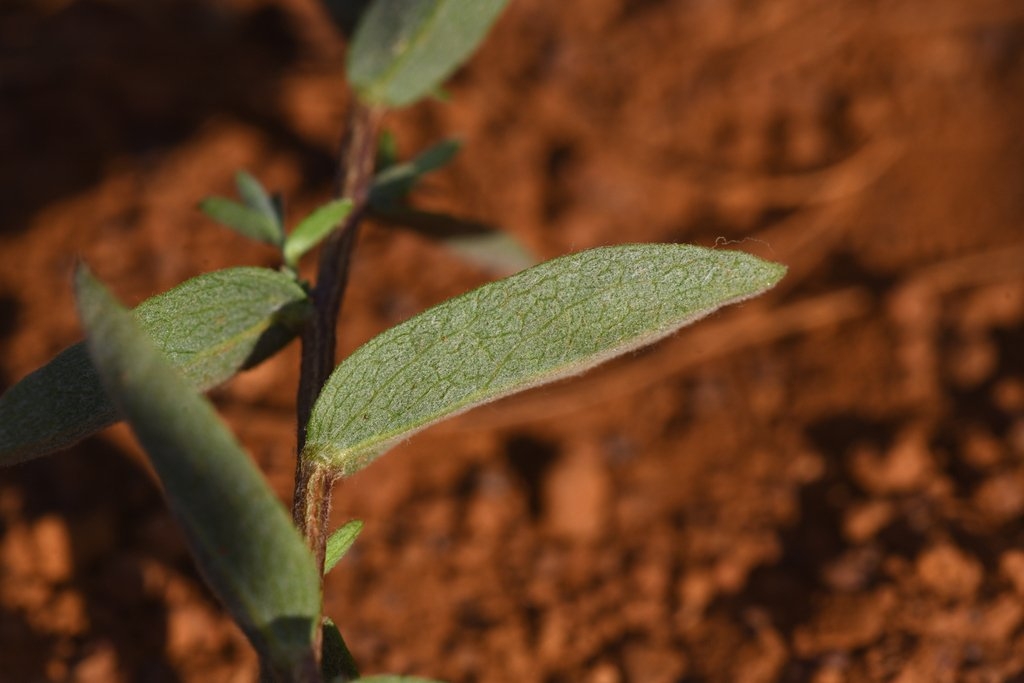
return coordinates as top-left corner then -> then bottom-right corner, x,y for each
2,0 -> 1024,681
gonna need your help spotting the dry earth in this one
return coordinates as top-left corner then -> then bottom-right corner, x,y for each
2,0 -> 1024,681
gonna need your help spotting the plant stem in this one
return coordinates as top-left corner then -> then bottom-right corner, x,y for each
290,457 -> 336,676
296,100 -> 383,450
291,98 -> 382,671
294,458 -> 336,576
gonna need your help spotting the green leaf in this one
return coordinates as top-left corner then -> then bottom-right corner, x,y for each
324,520 -> 364,574
235,171 -> 284,239
376,130 -> 400,170
444,231 -> 535,275
370,140 -> 461,209
371,207 -> 534,274
199,197 -> 283,246
304,244 -> 786,476
347,0 -> 510,107
199,171 -> 283,246
74,266 -> 320,678
411,139 -> 461,175
0,268 -> 310,465
283,198 -> 354,268
322,617 -> 360,682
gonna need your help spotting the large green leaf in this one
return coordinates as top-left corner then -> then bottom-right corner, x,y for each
304,244 -> 786,476
347,0 -> 510,107
75,267 -> 320,678
0,268 -> 310,465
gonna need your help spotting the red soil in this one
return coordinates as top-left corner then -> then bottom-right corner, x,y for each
2,0 -> 1024,681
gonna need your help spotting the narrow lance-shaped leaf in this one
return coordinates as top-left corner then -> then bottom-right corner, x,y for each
304,244 -> 786,476
75,267 -> 320,678
371,206 -> 535,275
0,268 -> 309,465
444,230 -> 535,275
200,172 -> 283,246
376,129 -> 400,171
324,520 -> 364,574
370,139 -> 461,209
283,198 -> 354,268
199,198 -> 283,246
322,617 -> 360,682
347,0 -> 510,107
235,171 -> 282,234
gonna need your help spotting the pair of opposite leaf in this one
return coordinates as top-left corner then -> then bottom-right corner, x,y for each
70,245 -> 783,680
2,245 -> 785,477
200,171 -> 354,271
203,0 -> 533,278
202,136 -> 533,278
14,0 -> 507,466
0,0 -> 790,680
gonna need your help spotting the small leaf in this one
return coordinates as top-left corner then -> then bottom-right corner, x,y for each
324,520 -> 364,574
376,130 -> 400,170
235,171 -> 283,239
347,0 -> 511,107
412,139 -> 461,175
371,207 -> 534,274
369,140 -> 461,209
0,268 -> 309,465
444,231 -> 535,275
75,267 -> 320,677
322,617 -> 360,682
304,244 -> 786,476
200,197 -> 283,246
271,193 -> 286,230
283,198 -> 355,267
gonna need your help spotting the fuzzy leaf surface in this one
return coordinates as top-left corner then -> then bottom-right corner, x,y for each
347,0 -> 509,107
0,268 -> 309,465
305,244 -> 786,476
75,267 -> 320,676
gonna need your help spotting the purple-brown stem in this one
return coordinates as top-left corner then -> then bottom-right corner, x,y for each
291,98 -> 382,669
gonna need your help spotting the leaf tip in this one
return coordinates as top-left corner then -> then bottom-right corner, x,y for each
72,261 -> 110,321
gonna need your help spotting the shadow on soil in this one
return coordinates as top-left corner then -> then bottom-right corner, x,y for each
2,437 -> 201,681
0,0 -> 336,235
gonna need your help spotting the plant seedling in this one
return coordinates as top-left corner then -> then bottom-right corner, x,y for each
0,1 -> 786,681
